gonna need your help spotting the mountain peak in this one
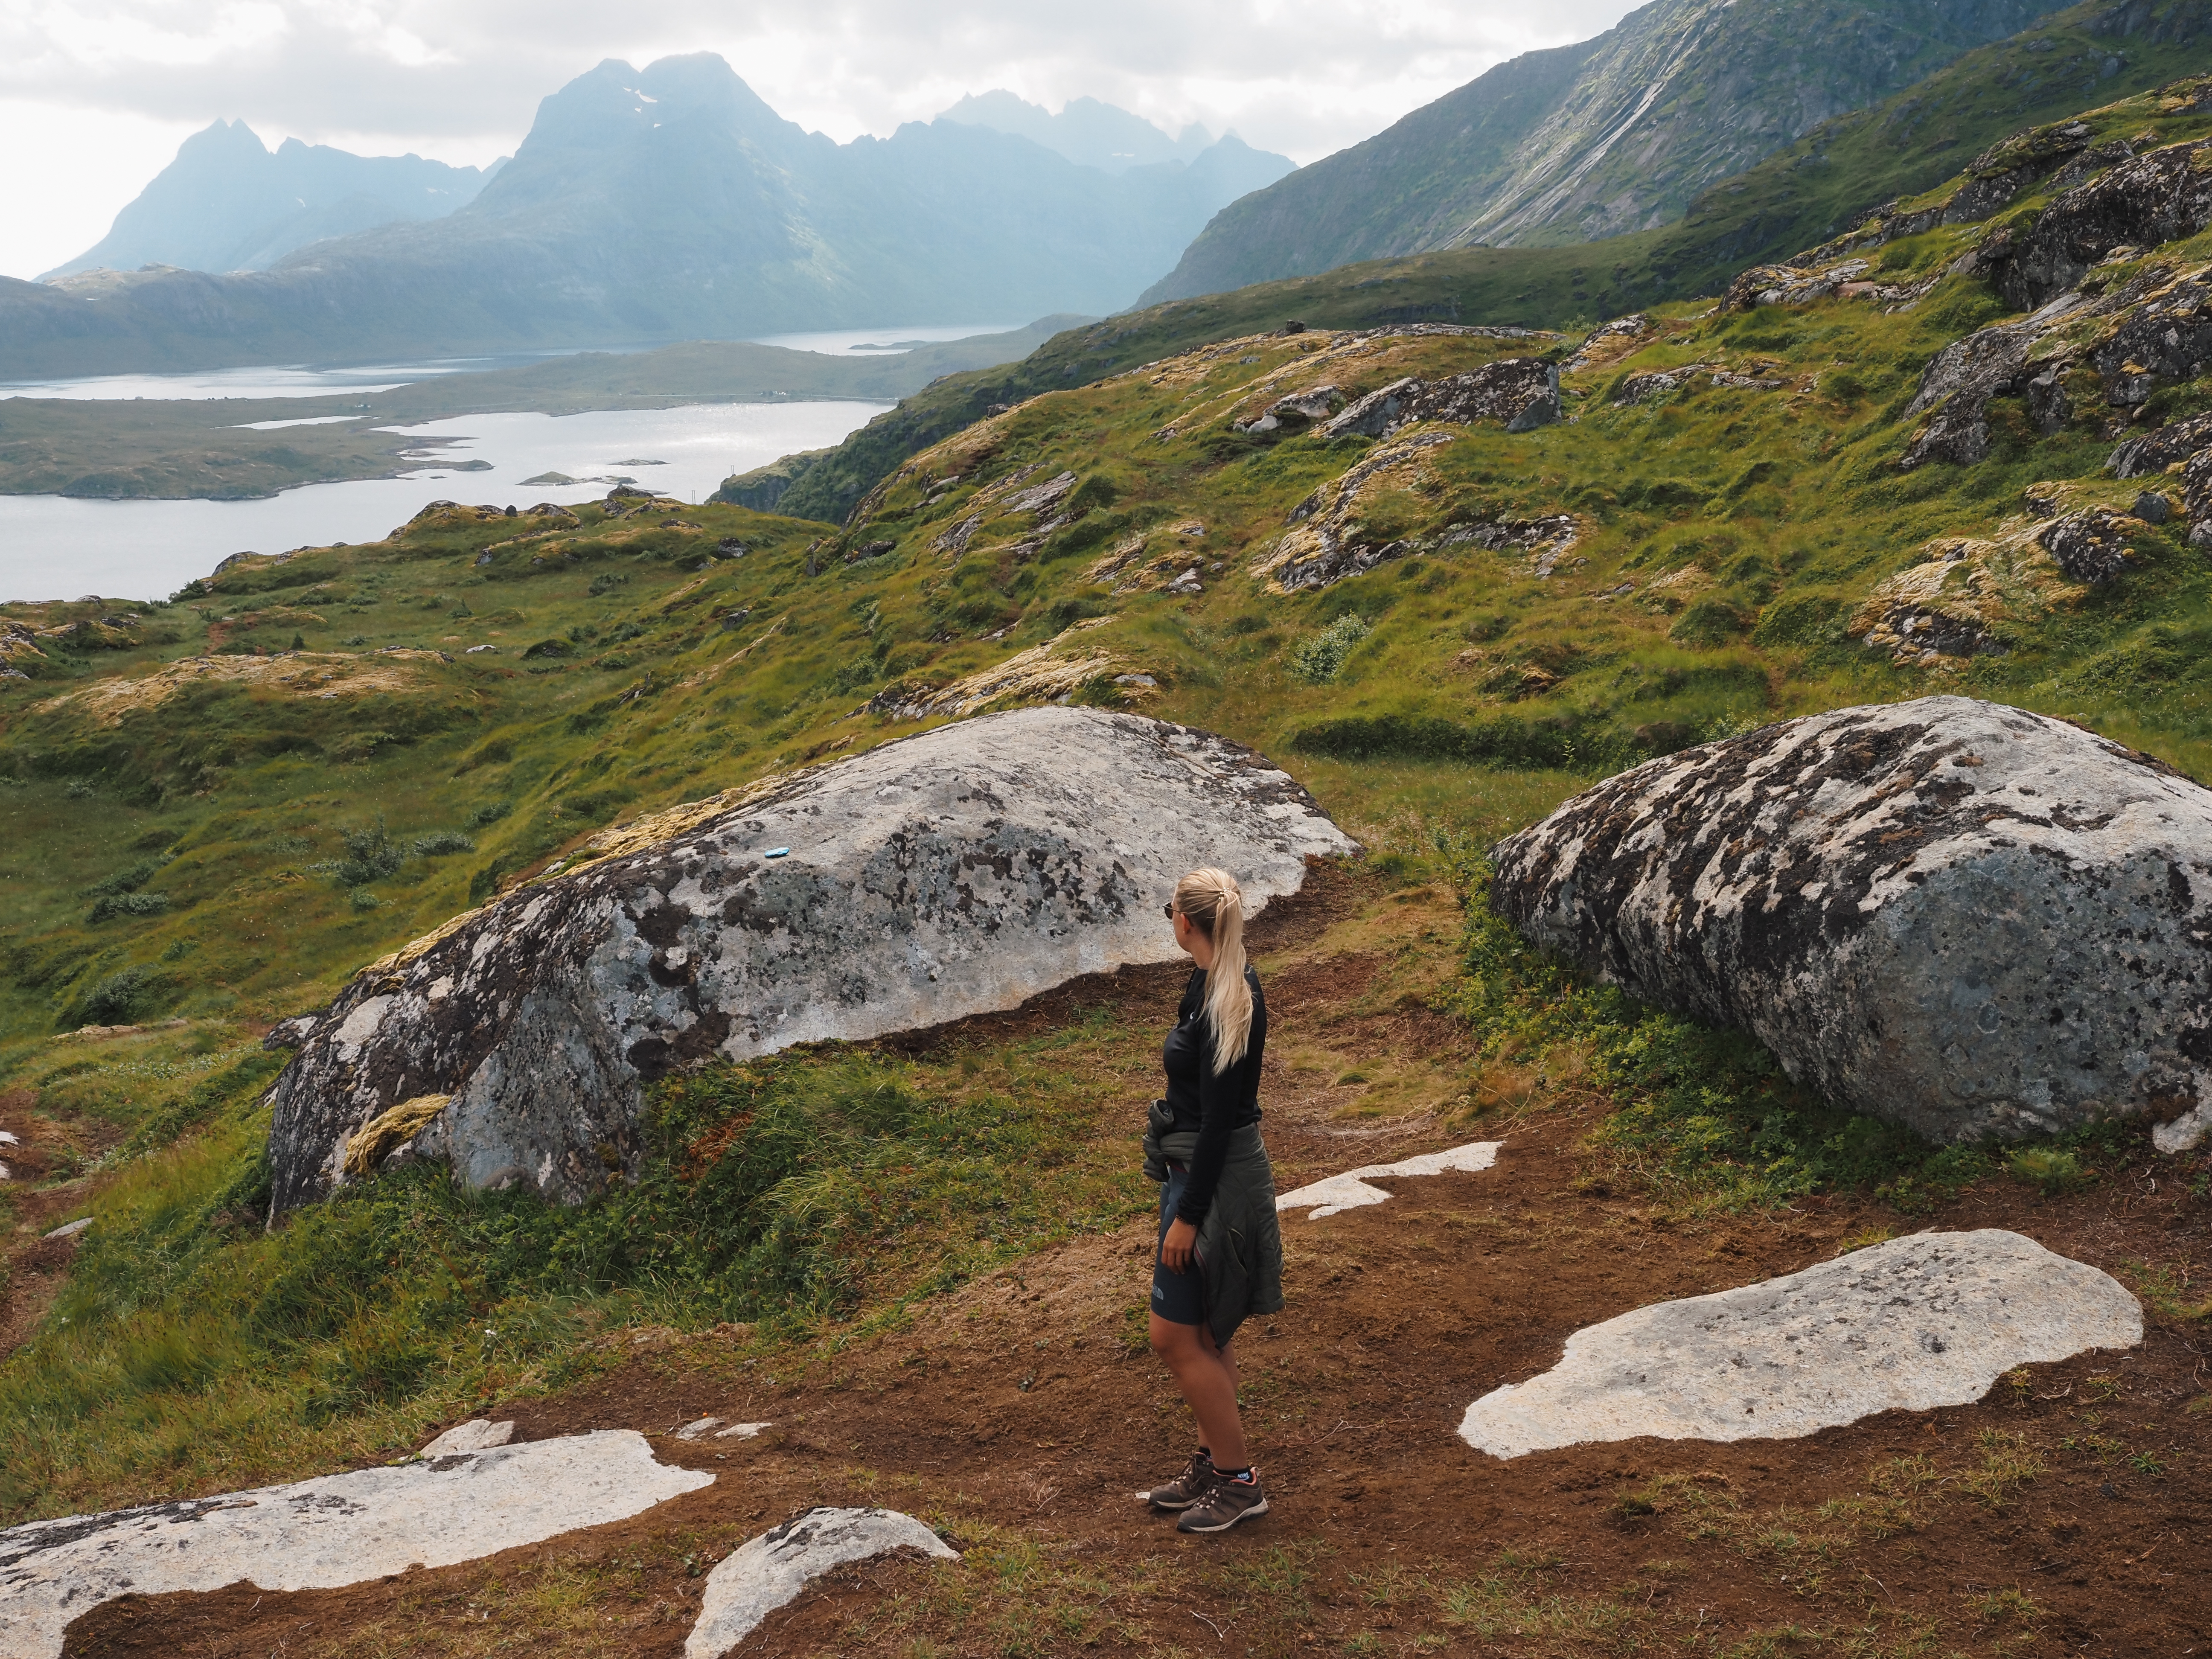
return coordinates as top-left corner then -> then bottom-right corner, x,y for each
938,89 -> 1238,174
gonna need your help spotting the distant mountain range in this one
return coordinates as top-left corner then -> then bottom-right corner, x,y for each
43,122 -> 503,280
938,90 -> 1219,172
1144,0 -> 2079,302
0,57 -> 1293,379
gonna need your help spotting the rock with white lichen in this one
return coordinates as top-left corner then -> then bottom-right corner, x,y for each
265,707 -> 1357,1213
685,1508 -> 956,1657
1490,696 -> 2212,1153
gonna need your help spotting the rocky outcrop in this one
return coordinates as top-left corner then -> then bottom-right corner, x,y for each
2109,410 -> 2212,477
1490,697 -> 2212,1151
1789,121 -> 2105,268
265,708 -> 1357,1213
1902,258 -> 2212,471
1246,423 -> 1577,592
1994,140 -> 2212,311
2083,269 -> 2212,405
1321,361 -> 1561,441
2040,506 -> 2145,584
1899,292 -> 2090,468
1233,384 -> 1342,434
1725,259 -> 1871,309
1458,1231 -> 2141,1458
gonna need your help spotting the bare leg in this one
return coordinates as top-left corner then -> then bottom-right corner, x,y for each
1150,1313 -> 1249,1470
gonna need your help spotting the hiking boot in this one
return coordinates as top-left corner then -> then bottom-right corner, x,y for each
1144,1449 -> 1215,1510
1176,1467 -> 1268,1534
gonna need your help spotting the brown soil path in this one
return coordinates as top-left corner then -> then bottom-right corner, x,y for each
54,883 -> 2212,1658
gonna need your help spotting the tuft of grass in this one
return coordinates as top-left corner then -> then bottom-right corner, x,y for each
2006,1146 -> 2091,1196
1437,851 -> 1987,1215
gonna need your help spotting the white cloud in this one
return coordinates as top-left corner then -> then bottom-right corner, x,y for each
0,0 -> 1639,278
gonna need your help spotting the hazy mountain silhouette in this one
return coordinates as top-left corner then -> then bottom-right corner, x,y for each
45,121 -> 502,281
1,55 -> 1288,379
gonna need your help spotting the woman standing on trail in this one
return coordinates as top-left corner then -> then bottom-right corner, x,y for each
1140,867 -> 1284,1535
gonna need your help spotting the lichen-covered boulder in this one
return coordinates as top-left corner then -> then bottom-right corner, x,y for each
1490,696 -> 2212,1152
266,707 -> 1357,1213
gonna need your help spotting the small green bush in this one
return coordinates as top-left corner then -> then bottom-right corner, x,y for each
413,830 -> 476,856
87,892 -> 169,924
60,963 -> 167,1029
1671,599 -> 1751,646
335,819 -> 404,886
2007,1147 -> 2091,1196
1289,613 -> 1372,682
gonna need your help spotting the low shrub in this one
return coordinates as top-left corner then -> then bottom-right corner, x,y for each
1289,613 -> 1372,682
87,892 -> 169,924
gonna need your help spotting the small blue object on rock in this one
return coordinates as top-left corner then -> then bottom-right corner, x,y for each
764,847 -> 790,859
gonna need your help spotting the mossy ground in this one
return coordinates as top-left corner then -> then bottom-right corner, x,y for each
5,81 -> 2212,1654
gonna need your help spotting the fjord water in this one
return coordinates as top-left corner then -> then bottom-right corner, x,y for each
0,401 -> 888,603
0,323 -> 1020,401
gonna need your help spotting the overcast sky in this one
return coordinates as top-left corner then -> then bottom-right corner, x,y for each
0,0 -> 1640,280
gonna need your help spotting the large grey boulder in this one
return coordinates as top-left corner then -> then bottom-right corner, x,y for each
267,707 -> 1357,1213
1459,1230 -> 2141,1458
1491,697 -> 2212,1151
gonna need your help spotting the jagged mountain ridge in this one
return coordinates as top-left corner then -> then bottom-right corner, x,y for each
43,121 -> 502,281
0,56 -> 1281,381
1144,0 -> 2079,303
938,90 -> 1214,171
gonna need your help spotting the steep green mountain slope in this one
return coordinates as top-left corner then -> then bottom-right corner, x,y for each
1144,0 -> 2078,300
779,5 -> 2212,526
0,58 -> 1264,381
6,71 -> 2212,1534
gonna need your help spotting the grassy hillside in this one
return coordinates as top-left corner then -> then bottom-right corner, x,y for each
781,0 -> 2212,526
3,72 -> 2212,1650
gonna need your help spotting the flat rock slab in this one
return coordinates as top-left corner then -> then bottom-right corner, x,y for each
1490,696 -> 2212,1150
0,1431 -> 710,1658
686,1507 -> 955,1657
1458,1230 -> 2141,1460
1277,1142 -> 1502,1219
265,707 -> 1356,1211
419,1418 -> 516,1454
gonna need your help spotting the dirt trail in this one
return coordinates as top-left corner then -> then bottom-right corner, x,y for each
55,884 -> 2212,1657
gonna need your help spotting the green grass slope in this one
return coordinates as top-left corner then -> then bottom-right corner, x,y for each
7,75 -> 2212,1522
781,0 -> 2212,526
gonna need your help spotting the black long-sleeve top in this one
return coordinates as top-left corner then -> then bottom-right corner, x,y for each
1161,964 -> 1266,1226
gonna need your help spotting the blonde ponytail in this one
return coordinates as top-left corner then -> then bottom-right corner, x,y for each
1175,868 -> 1253,1073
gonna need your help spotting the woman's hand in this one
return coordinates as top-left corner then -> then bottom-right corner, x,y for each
1161,1217 -> 1198,1273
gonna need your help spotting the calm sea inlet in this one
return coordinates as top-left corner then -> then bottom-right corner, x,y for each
0,325 -> 1016,603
